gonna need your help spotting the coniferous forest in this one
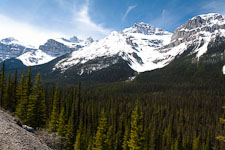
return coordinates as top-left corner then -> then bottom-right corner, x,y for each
0,60 -> 225,150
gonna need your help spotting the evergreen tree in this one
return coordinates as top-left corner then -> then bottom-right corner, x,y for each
11,70 -> 18,112
192,136 -> 200,150
217,106 -> 225,142
15,73 -> 27,120
74,121 -> 84,150
26,67 -> 32,96
0,61 -> 5,107
26,73 -> 46,128
15,68 -> 32,123
174,137 -> 181,150
87,138 -> 93,150
49,85 -> 60,132
3,73 -> 12,110
128,103 -> 144,150
65,116 -> 76,150
122,125 -> 129,150
149,125 -> 156,150
105,126 -> 113,150
93,109 -> 108,150
57,106 -> 67,136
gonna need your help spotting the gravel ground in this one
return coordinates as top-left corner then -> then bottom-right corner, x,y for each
0,109 -> 52,150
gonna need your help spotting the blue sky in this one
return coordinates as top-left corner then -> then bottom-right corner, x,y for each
0,0 -> 224,46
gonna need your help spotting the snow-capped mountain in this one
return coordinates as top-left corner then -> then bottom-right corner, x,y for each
17,49 -> 56,66
51,13 -> 225,80
16,36 -> 94,66
166,13 -> 225,58
0,37 -> 35,62
54,23 -> 172,73
1,13 -> 225,84
0,35 -> 94,66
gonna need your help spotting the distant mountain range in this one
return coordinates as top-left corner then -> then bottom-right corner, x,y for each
1,13 -> 225,84
0,36 -> 94,66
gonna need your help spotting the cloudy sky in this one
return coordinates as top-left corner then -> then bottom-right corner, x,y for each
0,0 -> 224,47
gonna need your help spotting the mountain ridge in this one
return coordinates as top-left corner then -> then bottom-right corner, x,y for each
1,13 -> 225,84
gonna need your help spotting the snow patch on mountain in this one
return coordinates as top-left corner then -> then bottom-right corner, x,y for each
54,13 -> 225,73
170,13 -> 225,59
18,50 -> 55,66
54,23 -> 172,73
54,36 -> 94,48
1,37 -> 35,49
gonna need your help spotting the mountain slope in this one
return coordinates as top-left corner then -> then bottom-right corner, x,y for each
2,13 -> 225,85
17,37 -> 93,66
166,13 -> 225,58
135,35 -> 225,85
0,36 -> 94,66
0,109 -> 51,150
0,37 -> 34,62
54,23 -> 172,73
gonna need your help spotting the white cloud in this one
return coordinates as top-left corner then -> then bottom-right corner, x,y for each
122,5 -> 137,22
0,14 -> 65,48
202,0 -> 225,15
71,0 -> 112,39
0,0 -> 112,47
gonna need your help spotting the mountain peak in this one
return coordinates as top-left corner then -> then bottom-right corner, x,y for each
69,36 -> 80,43
179,13 -> 225,31
85,37 -> 94,45
194,13 -> 224,20
1,37 -> 18,44
123,22 -> 171,36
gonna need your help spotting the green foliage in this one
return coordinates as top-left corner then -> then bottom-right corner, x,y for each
1,45 -> 225,150
128,103 -> 144,150
48,85 -> 60,132
122,125 -> 129,150
74,121 -> 85,150
217,106 -> 225,142
15,73 -> 27,121
3,73 -> 12,110
192,136 -> 200,150
65,116 -> 76,150
0,61 -> 5,107
57,107 -> 67,136
26,73 -> 46,128
93,109 -> 108,150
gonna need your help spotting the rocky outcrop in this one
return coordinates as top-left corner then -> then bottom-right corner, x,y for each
0,38 -> 34,62
0,109 -> 51,150
39,39 -> 76,57
171,13 -> 225,45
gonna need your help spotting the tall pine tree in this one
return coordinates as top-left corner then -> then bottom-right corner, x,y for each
49,85 -> 60,132
0,61 -> 5,107
93,109 -> 108,150
26,73 -> 46,128
15,73 -> 27,120
128,103 -> 144,150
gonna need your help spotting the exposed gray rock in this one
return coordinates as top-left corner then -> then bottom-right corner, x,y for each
0,109 -> 51,150
172,13 -> 225,45
85,37 -> 94,45
39,39 -> 76,57
0,38 -> 34,62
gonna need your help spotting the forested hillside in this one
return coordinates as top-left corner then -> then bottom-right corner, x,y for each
0,61 -> 225,150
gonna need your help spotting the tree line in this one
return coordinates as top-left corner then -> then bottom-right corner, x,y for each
0,62 -> 225,150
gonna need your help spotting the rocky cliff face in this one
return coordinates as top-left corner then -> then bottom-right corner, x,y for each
159,13 -> 225,61
0,38 -> 34,62
171,13 -> 225,45
39,39 -> 76,57
54,23 -> 172,73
